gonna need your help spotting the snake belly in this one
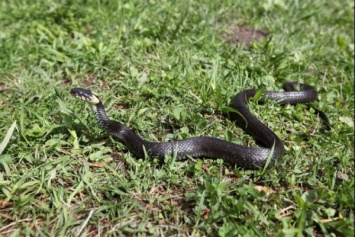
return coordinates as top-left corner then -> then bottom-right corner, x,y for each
70,82 -> 321,169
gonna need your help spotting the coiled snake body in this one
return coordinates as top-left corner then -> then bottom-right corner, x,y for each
70,82 -> 328,169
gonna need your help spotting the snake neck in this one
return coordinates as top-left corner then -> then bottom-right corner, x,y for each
91,102 -> 149,156
91,102 -> 130,137
91,102 -> 110,129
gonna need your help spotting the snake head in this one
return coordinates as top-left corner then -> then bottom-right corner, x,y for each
70,88 -> 100,104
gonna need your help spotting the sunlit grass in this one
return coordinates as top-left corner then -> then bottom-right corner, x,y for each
0,0 -> 353,236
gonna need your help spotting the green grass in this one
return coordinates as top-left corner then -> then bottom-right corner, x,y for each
0,0 -> 353,236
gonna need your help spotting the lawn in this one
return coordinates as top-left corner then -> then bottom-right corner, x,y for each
0,0 -> 353,236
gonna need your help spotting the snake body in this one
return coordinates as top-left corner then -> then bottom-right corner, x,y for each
70,82 -> 326,169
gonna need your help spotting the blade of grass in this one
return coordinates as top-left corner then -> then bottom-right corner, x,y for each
0,121 -> 17,156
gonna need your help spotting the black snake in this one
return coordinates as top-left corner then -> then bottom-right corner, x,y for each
70,82 -> 329,169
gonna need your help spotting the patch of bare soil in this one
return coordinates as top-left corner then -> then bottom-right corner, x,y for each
223,25 -> 267,47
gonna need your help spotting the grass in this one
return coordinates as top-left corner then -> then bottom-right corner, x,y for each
0,0 -> 353,236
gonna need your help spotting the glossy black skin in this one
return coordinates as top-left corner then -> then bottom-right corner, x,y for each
71,82 -> 328,169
